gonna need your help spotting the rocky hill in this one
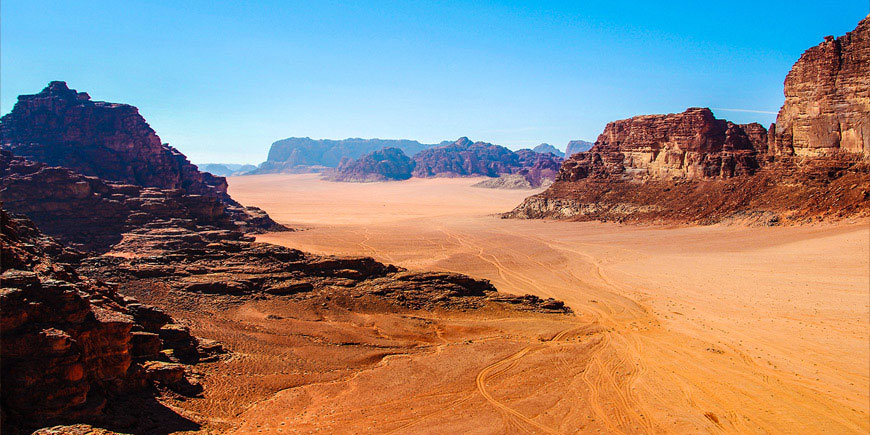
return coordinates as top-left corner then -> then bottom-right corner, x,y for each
197,163 -> 257,177
771,17 -> 869,156
411,137 -> 562,182
532,143 -> 564,158
0,83 -> 285,236
252,137 -> 443,173
508,17 -> 869,224
324,147 -> 415,182
0,84 -> 570,434
1,209 -> 220,434
565,139 -> 593,157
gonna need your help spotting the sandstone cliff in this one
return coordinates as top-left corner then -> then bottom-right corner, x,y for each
0,82 -> 284,234
556,108 -> 762,182
411,137 -> 563,181
772,16 -> 869,156
508,18 -> 870,224
1,209 -> 218,434
324,147 -> 415,182
253,137 -> 442,173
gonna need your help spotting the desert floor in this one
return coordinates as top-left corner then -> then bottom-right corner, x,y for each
216,173 -> 869,434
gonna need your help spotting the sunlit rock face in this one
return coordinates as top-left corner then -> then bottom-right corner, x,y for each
557,108 -> 762,182
772,17 -> 869,157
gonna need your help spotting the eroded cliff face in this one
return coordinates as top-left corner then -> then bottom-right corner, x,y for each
772,16 -> 869,156
509,17 -> 870,224
0,82 -> 225,196
557,108 -> 762,182
0,82 -> 286,235
1,210 -> 218,434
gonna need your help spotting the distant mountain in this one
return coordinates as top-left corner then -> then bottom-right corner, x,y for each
324,147 -> 414,182
532,143 -> 564,158
565,140 -> 593,157
411,137 -> 563,186
198,163 -> 257,177
252,137 -> 442,174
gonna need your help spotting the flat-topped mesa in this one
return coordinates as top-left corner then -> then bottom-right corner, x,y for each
772,16 -> 869,157
558,108 -> 762,182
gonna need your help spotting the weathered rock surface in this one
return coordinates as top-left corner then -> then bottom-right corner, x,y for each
411,138 -> 563,183
0,150 -> 255,253
772,16 -> 869,156
556,108 -> 761,182
253,137 -> 442,173
508,18 -> 870,224
532,143 -> 564,158
0,210 -> 217,434
0,82 -> 284,234
80,239 -> 572,314
325,147 -> 415,182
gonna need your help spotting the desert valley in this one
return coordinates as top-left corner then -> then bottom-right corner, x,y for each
1,8 -> 869,435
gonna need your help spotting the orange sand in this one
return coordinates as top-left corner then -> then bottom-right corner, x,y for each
224,173 -> 870,434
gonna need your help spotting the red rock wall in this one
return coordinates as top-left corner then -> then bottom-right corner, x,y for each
772,17 -> 869,156
557,108 -> 761,182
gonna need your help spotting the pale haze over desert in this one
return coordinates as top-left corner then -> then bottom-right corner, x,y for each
1,2 -> 869,435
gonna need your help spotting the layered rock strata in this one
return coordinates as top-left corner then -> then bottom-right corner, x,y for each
0,82 -> 284,233
0,210 -> 218,434
772,16 -> 869,156
509,17 -> 870,224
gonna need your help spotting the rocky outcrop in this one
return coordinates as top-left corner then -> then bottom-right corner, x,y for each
412,137 -> 517,177
565,140 -> 593,157
556,108 -> 761,182
532,143 -> 564,158
253,137 -> 442,173
508,18 -> 870,224
1,210 -> 218,434
0,151 -> 256,253
325,147 -> 415,182
772,16 -> 869,156
0,82 -> 284,234
80,237 -> 572,314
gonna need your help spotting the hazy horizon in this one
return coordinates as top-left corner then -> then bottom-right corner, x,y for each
2,1 -> 867,164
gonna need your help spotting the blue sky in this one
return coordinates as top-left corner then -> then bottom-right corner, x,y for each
2,1 -> 867,163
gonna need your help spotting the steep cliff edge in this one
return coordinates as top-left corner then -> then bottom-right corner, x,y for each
508,18 -> 870,224
0,82 -> 284,234
772,16 -> 869,156
1,209 -> 218,434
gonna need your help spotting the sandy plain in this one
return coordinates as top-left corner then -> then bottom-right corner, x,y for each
215,173 -> 869,434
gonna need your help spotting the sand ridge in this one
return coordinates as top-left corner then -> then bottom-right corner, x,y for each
223,173 -> 869,434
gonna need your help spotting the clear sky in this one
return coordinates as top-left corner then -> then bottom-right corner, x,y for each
2,1 -> 867,163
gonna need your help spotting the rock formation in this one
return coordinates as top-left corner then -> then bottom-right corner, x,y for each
556,108 -> 761,182
0,150 -> 263,253
772,16 -> 869,156
0,83 -> 572,434
565,139 -> 593,157
0,82 -> 283,234
410,137 -> 562,182
253,137 -> 442,173
325,147 -> 415,182
508,17 -> 870,224
532,143 -> 564,158
1,209 -> 218,434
